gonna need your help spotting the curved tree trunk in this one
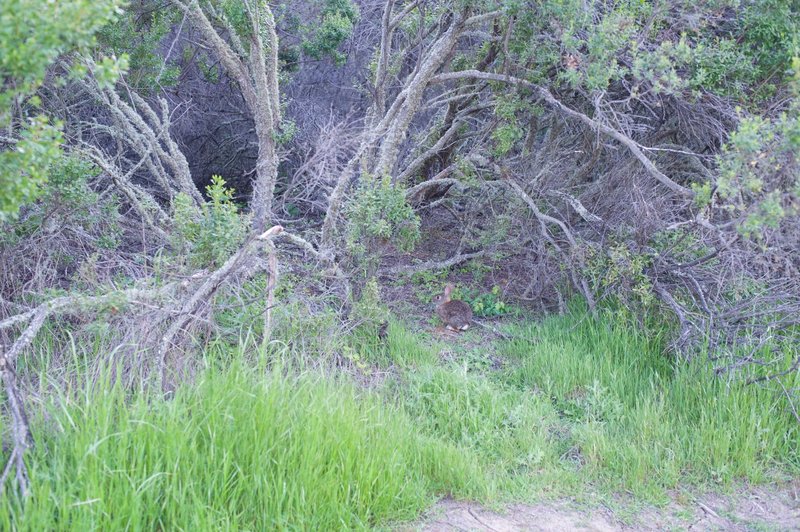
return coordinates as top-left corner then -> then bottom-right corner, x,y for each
173,0 -> 281,231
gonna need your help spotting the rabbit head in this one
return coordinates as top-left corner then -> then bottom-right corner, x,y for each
432,283 -> 455,305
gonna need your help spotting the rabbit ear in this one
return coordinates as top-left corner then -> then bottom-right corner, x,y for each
444,283 -> 454,297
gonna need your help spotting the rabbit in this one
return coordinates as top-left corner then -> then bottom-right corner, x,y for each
432,283 -> 473,331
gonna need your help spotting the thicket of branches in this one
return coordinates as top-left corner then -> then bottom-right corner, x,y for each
1,0 -> 799,495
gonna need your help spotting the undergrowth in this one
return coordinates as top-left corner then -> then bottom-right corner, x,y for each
1,303 -> 798,528
1,362 -> 485,530
495,306 -> 800,501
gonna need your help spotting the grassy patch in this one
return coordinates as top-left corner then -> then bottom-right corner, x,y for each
352,320 -> 441,369
497,307 -> 800,501
1,363 -> 486,530
382,320 -> 440,368
2,304 -> 798,527
393,366 -> 582,498
376,304 -> 798,505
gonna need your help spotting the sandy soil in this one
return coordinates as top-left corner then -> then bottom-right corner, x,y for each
407,483 -> 800,531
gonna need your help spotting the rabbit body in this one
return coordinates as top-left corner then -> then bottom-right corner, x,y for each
433,283 -> 473,331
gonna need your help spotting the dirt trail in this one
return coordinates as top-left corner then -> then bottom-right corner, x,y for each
411,484 -> 800,531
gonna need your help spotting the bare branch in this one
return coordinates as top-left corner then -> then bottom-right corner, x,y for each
384,250 -> 486,275
546,190 -> 604,224
431,70 -> 695,198
502,173 -> 577,248
158,226 -> 285,392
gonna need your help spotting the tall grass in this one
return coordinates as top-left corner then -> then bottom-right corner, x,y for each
497,305 -> 800,500
1,362 -> 486,530
394,366 -> 582,498
2,302 -> 798,527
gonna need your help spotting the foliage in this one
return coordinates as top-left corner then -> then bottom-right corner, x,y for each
352,277 -> 389,328
211,0 -> 276,53
585,241 -> 657,310
346,277 -> 392,363
454,284 -> 512,318
3,0 -> 800,521
0,116 -> 63,223
273,118 -> 297,145
740,0 -> 800,88
42,156 -> 101,209
172,176 -> 249,268
505,0 -> 798,98
0,154 -> 125,256
0,0 -> 124,119
346,176 -> 421,257
0,0 -> 124,222
2,305 -> 799,522
491,123 -> 524,156
204,0 -> 357,69
377,320 -> 441,368
713,71 -> 800,238
47,156 -> 120,243
97,1 -> 181,91
409,269 -> 448,304
471,288 -> 511,317
301,0 -> 360,65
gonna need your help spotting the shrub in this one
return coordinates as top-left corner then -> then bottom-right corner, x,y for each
346,176 -> 420,257
172,175 -> 249,268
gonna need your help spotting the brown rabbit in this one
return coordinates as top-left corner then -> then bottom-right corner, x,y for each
433,283 -> 473,331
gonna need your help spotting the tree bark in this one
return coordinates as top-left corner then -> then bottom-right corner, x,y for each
173,0 -> 280,231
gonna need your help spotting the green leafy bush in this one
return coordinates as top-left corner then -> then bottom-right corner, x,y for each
0,0 -> 124,222
352,277 -> 389,328
0,116 -> 62,222
346,176 -> 420,256
302,0 -> 360,65
1,154 -> 123,249
714,66 -> 800,239
172,176 -> 249,268
584,241 -> 657,310
97,3 -> 180,91
457,285 -> 513,318
507,0 -> 797,102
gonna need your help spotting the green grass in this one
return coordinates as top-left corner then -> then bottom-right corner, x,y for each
2,303 -> 798,527
356,320 -> 440,368
496,307 -> 800,501
1,362 -> 486,530
393,366 -> 581,498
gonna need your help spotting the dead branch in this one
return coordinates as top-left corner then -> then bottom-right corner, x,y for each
0,281 -> 178,497
81,145 -> 171,240
0,356 -> 31,498
405,176 -> 462,203
502,173 -> 577,248
0,226 -> 285,493
546,190 -> 604,224
431,70 -> 695,198
158,225 -> 284,392
502,172 -> 597,310
384,250 -> 486,275
79,60 -> 202,206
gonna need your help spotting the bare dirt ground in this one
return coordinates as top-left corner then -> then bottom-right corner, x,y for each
408,482 -> 800,531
